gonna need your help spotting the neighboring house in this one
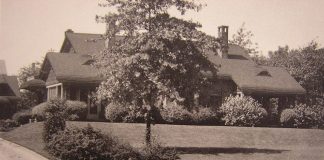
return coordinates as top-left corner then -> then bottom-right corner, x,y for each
29,26 -> 305,120
0,60 -> 20,119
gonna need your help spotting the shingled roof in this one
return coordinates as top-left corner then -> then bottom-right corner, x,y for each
205,52 -> 306,95
44,30 -> 305,96
0,74 -> 20,97
41,52 -> 102,84
60,31 -> 250,60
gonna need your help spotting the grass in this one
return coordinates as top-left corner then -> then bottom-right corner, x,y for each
1,122 -> 324,160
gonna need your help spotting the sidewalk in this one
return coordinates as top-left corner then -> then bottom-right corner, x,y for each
0,138 -> 48,160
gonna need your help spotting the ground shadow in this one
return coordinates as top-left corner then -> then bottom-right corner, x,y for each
166,147 -> 289,155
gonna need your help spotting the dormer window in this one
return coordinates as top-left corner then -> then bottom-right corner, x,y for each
83,59 -> 95,65
257,70 -> 271,77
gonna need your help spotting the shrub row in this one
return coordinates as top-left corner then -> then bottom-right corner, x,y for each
46,125 -> 178,160
280,103 -> 324,128
0,119 -> 19,132
105,101 -> 220,125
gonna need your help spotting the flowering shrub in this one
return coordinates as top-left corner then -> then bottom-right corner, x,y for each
280,104 -> 323,128
12,109 -> 33,125
220,95 -> 268,127
192,107 -> 219,125
160,102 -> 192,124
65,100 -> 87,121
280,109 -> 297,127
31,102 -> 47,121
47,125 -> 141,160
43,99 -> 66,143
105,102 -> 128,122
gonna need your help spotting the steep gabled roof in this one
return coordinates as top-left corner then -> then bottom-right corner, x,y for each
0,75 -> 20,97
205,52 -> 306,95
40,52 -> 101,84
61,31 -> 250,60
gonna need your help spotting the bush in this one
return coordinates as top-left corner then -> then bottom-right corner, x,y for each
105,102 -> 128,122
43,99 -> 66,143
160,102 -> 192,124
123,104 -> 145,123
47,125 -> 141,160
192,107 -> 219,125
293,104 -> 322,128
140,140 -> 178,160
280,109 -> 297,127
280,104 -> 323,128
65,100 -> 87,121
0,119 -> 19,132
220,95 -> 268,127
12,110 -> 33,125
31,102 -> 47,121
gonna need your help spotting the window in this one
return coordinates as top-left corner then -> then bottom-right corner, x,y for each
80,89 -> 88,103
257,70 -> 271,77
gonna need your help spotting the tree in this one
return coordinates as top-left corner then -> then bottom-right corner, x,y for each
95,0 -> 220,145
230,23 -> 259,57
267,41 -> 324,103
17,62 -> 42,110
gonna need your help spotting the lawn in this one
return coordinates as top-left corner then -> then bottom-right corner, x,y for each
1,122 -> 324,160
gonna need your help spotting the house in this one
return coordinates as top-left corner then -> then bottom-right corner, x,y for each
0,60 -> 20,119
25,26 -> 305,120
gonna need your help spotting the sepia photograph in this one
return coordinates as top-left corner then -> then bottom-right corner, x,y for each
1,0 -> 324,159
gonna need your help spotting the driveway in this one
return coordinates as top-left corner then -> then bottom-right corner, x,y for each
0,138 -> 47,160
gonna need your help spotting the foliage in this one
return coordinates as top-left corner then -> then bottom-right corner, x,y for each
105,102 -> 128,122
266,42 -> 324,101
17,62 -> 43,110
293,104 -> 322,128
160,102 -> 192,124
140,140 -> 179,160
123,104 -> 146,123
43,99 -> 66,143
47,125 -> 141,160
280,103 -> 323,128
31,102 -> 47,121
0,119 -> 19,132
95,0 -> 220,111
65,100 -> 88,121
280,109 -> 297,128
220,95 -> 268,127
191,107 -> 219,125
230,23 -> 259,57
12,109 -> 32,125
17,62 -> 41,86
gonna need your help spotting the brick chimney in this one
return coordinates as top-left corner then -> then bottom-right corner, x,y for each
0,60 -> 7,75
218,25 -> 229,58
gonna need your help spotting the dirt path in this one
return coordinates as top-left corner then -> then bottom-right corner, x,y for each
0,138 -> 47,160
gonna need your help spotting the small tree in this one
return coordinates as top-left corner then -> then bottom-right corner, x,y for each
95,0 -> 220,145
230,23 -> 259,57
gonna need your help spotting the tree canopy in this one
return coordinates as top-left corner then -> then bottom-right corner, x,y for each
266,41 -> 324,100
94,0 -> 220,108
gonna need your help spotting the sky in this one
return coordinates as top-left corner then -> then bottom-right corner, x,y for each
1,0 -> 324,75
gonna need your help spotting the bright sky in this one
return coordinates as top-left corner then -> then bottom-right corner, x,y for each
1,0 -> 324,75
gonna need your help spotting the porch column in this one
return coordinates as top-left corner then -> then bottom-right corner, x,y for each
278,96 -> 287,115
61,84 -> 64,99
47,88 -> 50,101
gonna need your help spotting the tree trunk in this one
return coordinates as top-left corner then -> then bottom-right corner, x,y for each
145,108 -> 152,146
